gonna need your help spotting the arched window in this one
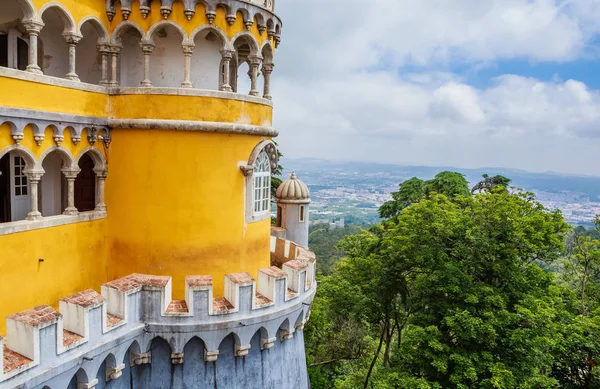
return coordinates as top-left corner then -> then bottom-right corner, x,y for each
74,153 -> 96,212
0,153 -> 29,222
40,151 -> 68,217
253,151 -> 271,215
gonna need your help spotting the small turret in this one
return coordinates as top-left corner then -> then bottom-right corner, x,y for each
275,172 -> 311,247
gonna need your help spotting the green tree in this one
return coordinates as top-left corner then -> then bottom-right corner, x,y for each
379,172 -> 469,219
471,174 -> 512,194
309,180 -> 573,388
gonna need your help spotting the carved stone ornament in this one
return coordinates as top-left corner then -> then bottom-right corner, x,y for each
184,9 -> 195,20
140,5 -> 151,18
33,134 -> 45,146
54,135 -> 64,146
12,133 -> 24,145
87,127 -> 98,145
121,7 -> 132,20
206,11 -> 216,24
160,6 -> 172,19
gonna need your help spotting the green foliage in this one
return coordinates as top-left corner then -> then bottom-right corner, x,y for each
379,172 -> 470,219
309,224 -> 360,276
306,171 -> 600,388
471,174 -> 512,194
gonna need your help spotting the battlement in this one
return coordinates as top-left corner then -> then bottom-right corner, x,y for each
0,237 -> 316,387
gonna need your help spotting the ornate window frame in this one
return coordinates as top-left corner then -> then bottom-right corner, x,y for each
241,140 -> 278,224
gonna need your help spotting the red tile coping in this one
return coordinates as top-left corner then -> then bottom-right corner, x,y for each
284,260 -> 307,270
3,346 -> 32,374
226,272 -> 254,285
106,313 -> 123,328
8,305 -> 61,327
166,300 -> 189,314
63,330 -> 84,347
286,288 -> 298,299
213,297 -> 234,314
260,266 -> 287,278
186,276 -> 213,288
61,289 -> 104,308
104,274 -> 170,293
255,293 -> 273,306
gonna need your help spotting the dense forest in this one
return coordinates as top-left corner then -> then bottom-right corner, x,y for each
305,172 -> 600,389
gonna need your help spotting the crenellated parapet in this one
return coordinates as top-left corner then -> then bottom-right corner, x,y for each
0,237 -> 316,388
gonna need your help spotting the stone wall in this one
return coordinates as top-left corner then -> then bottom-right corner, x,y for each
0,237 -> 315,389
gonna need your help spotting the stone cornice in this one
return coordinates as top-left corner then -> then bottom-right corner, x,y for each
108,119 -> 278,137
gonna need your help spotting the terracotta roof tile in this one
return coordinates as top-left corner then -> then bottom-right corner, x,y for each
212,297 -> 234,314
226,272 -> 254,285
166,300 -> 189,314
61,289 -> 104,308
284,260 -> 307,270
63,330 -> 84,347
3,346 -> 32,374
8,305 -> 61,326
186,276 -> 212,288
260,266 -> 287,278
255,292 -> 273,307
106,313 -> 123,328
104,274 -> 170,292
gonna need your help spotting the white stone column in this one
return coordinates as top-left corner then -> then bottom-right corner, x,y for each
248,56 -> 261,96
220,49 -> 234,92
261,62 -> 274,100
26,172 -> 43,221
109,46 -> 121,87
98,45 -> 111,86
23,20 -> 44,74
64,33 -> 82,82
140,43 -> 155,87
181,44 -> 194,88
62,170 -> 80,215
94,170 -> 107,212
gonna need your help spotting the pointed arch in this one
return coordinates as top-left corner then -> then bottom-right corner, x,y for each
15,0 -> 36,20
261,40 -> 273,63
144,20 -> 189,45
77,16 -> 110,44
111,20 -> 145,45
0,145 -> 38,171
38,2 -> 76,34
189,24 -> 228,47
231,30 -> 259,56
75,147 -> 107,172
39,146 -> 75,170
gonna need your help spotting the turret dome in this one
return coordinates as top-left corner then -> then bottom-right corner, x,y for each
276,172 -> 310,203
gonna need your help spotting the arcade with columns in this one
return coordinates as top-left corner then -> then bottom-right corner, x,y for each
0,1 -> 316,388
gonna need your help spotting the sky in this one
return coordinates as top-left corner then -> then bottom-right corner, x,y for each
269,0 -> 600,176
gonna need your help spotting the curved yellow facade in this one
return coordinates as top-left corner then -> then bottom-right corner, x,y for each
0,0 -> 281,332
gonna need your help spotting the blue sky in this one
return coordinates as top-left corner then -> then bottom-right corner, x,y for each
270,0 -> 600,176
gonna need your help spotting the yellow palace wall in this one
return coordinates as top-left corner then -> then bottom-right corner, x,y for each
0,0 -> 277,332
106,130 -> 272,298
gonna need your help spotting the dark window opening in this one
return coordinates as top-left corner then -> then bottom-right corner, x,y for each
0,155 -> 11,223
0,35 -> 8,68
276,206 -> 282,227
74,154 -> 96,212
17,37 -> 28,71
299,205 -> 305,223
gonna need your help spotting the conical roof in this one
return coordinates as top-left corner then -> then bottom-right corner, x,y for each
276,172 -> 310,202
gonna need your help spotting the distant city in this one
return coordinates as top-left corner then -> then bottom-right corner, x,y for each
282,159 -> 600,227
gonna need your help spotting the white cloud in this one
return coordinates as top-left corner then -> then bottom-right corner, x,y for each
269,0 -> 600,175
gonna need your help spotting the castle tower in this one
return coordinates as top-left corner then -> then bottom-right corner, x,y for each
275,172 -> 311,247
0,1 -> 316,388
